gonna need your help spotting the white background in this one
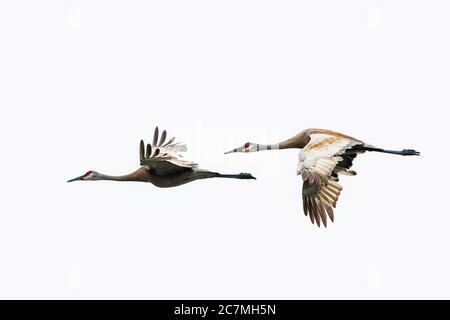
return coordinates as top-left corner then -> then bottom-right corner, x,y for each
0,1 -> 448,299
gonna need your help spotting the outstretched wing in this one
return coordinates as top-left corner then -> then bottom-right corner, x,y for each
302,179 -> 342,227
298,132 -> 363,227
139,127 -> 197,175
148,126 -> 187,158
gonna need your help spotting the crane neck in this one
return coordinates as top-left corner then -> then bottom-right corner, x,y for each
275,139 -> 298,150
255,138 -> 301,151
254,143 -> 281,151
96,168 -> 145,182
96,173 -> 138,181
277,135 -> 308,149
250,141 -> 296,151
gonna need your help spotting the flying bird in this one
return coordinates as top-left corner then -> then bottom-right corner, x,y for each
225,128 -> 420,227
68,127 -> 256,187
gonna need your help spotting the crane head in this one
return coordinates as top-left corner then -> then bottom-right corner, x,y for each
67,170 -> 98,182
224,142 -> 258,154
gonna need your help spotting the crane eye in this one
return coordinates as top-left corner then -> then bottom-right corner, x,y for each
84,171 -> 93,176
244,142 -> 251,148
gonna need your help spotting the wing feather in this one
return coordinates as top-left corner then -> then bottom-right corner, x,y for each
324,202 -> 334,222
315,197 -> 328,227
302,196 -> 308,216
146,143 -> 152,158
302,179 -> 342,227
153,127 -> 159,146
158,130 -> 167,147
307,198 -> 315,224
312,200 -> 321,227
139,127 -> 195,175
162,136 -> 176,147
139,140 -> 145,161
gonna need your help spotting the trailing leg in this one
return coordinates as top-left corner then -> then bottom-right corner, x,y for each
361,146 -> 420,156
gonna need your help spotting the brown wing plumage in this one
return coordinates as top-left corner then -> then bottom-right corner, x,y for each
300,157 -> 342,184
302,179 -> 342,227
297,131 -> 364,227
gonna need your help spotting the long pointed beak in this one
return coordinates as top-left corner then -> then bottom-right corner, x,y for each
67,175 -> 84,183
224,149 -> 237,154
224,147 -> 242,154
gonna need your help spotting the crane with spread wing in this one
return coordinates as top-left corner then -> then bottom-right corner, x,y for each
68,127 -> 256,187
225,128 -> 420,227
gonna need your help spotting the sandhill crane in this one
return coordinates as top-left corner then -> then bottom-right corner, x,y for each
68,127 -> 256,187
225,128 -> 420,228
